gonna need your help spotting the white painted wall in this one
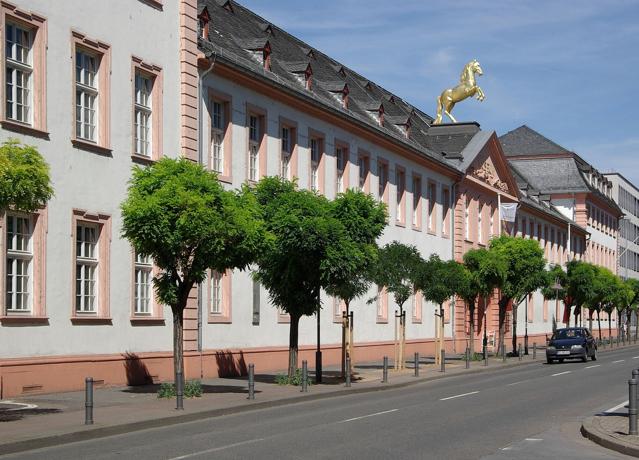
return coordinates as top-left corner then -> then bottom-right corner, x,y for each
0,0 -> 181,358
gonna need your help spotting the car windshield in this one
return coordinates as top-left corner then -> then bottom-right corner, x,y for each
552,329 -> 583,340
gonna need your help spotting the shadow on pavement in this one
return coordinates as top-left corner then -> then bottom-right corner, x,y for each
0,408 -> 62,423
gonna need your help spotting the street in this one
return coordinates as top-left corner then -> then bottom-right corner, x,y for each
4,346 -> 638,460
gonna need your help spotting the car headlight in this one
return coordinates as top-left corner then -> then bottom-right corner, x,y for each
571,344 -> 583,350
547,346 -> 556,351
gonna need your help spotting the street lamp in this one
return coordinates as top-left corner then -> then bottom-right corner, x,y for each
524,295 -> 529,355
551,279 -> 562,328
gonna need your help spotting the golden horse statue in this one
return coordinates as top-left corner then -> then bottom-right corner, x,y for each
433,59 -> 485,124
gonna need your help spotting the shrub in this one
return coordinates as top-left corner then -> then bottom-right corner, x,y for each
157,380 -> 203,398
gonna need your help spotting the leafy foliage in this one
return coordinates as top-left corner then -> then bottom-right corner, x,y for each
157,380 -> 203,399
0,139 -> 53,212
274,368 -> 310,386
371,241 -> 423,311
418,255 -> 465,306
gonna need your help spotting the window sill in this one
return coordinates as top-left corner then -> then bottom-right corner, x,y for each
130,317 -> 165,325
72,139 -> 113,157
411,225 -> 422,232
139,0 -> 163,9
0,315 -> 49,325
131,153 -> 156,165
427,229 -> 437,236
71,316 -> 113,325
395,221 -> 406,228
277,316 -> 291,324
412,318 -> 422,324
0,120 -> 50,140
217,174 -> 233,184
442,232 -> 451,239
376,318 -> 388,324
208,315 -> 232,324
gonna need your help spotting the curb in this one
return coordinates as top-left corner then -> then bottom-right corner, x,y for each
0,357 -> 539,455
581,416 -> 639,458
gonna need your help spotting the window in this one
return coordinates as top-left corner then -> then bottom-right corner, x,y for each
210,270 -> 222,314
5,22 -> 32,124
377,159 -> 388,203
134,72 -> 152,156
442,187 -> 450,237
75,223 -> 98,313
412,176 -> 421,228
209,102 -> 224,175
357,153 -> 369,192
427,182 -> 437,232
71,211 -> 111,321
248,111 -> 264,182
465,198 -> 470,240
1,5 -> 46,134
396,168 -> 406,224
336,146 -> 347,194
376,285 -> 388,323
412,290 -> 423,323
209,269 -> 231,323
280,124 -> 296,179
134,253 -> 152,315
5,214 -> 31,311
310,138 -> 320,191
478,203 -> 483,243
72,31 -> 111,151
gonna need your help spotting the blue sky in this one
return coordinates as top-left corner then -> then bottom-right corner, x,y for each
239,0 -> 639,184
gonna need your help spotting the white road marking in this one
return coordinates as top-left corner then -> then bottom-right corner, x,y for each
167,438 -> 265,460
501,447 -> 512,451
612,360 -> 625,363
337,408 -> 398,423
585,365 -> 601,369
440,391 -> 479,401
605,401 -> 629,413
525,438 -> 543,441
551,371 -> 571,377
0,400 -> 38,411
632,356 -> 639,359
507,381 -> 524,386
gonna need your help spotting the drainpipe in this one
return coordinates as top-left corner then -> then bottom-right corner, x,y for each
451,180 -> 459,353
196,53 -> 217,378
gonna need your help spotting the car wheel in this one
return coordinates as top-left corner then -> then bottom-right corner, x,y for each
581,354 -> 588,363
546,357 -> 553,364
558,358 -> 564,363
591,349 -> 597,361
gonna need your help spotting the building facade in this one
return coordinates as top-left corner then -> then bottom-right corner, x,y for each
0,0 -> 611,397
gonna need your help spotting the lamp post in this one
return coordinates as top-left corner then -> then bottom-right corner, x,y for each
524,296 -> 529,355
551,279 -> 562,329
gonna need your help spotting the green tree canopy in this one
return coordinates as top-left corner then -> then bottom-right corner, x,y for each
418,255 -> 465,307
323,189 -> 387,310
120,158 -> 266,407
372,241 -> 423,312
489,236 -> 546,354
0,139 -> 53,212
566,260 -> 598,323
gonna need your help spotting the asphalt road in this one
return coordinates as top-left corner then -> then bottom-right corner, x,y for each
5,346 -> 639,460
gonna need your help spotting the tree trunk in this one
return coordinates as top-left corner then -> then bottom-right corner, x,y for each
608,311 -> 612,342
597,310 -> 602,342
172,307 -> 185,410
498,297 -> 508,358
588,309 -> 593,333
288,313 -> 301,379
511,301 -> 518,356
635,310 -> 638,342
468,301 -> 476,356
627,309 -> 632,343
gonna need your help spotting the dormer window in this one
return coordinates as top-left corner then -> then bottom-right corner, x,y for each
326,82 -> 349,109
342,86 -> 349,109
365,103 -> 384,127
378,105 -> 385,126
304,66 -> 312,90
404,119 -> 411,138
263,42 -> 271,71
242,39 -> 272,71
198,7 -> 210,40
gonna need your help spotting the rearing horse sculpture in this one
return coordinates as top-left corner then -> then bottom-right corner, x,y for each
433,59 -> 485,125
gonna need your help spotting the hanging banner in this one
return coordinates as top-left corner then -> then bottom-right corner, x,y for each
499,203 -> 518,222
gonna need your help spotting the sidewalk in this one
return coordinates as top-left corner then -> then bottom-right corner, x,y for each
582,410 -> 639,457
0,351 -> 552,455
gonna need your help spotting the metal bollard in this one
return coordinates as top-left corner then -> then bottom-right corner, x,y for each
175,371 -> 184,410
414,352 -> 420,377
301,360 -> 308,393
633,370 -> 639,408
502,343 -> 506,363
345,356 -> 351,387
630,378 -> 638,435
382,356 -> 388,383
518,344 -> 522,361
440,350 -> 445,373
465,347 -> 470,369
484,347 -> 488,366
247,363 -> 255,400
533,342 -> 537,360
84,377 -> 94,425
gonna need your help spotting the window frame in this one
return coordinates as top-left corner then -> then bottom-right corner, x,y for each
0,3 -> 47,136
411,174 -> 422,230
207,89 -> 232,182
395,165 -> 406,226
71,210 -> 111,323
357,150 -> 370,193
427,180 -> 437,234
71,31 -> 111,154
208,269 -> 232,323
308,128 -> 325,193
0,209 -> 47,323
441,186 -> 451,238
131,56 -> 163,162
246,103 -> 266,183
334,140 -> 349,196
377,157 -> 389,205
279,116 -> 298,181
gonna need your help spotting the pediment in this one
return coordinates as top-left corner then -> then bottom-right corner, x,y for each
466,133 -> 519,198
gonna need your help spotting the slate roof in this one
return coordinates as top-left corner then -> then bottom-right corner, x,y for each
500,125 -> 570,157
507,157 -> 589,193
197,0 -> 467,172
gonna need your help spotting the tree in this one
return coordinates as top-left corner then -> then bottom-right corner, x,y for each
489,236 -> 546,355
565,261 -> 597,330
624,278 -> 639,342
0,139 -> 53,212
323,189 -> 387,375
121,158 -> 266,408
460,248 -> 507,357
372,241 -> 423,368
252,176 -> 343,378
542,264 -> 569,329
418,255 -> 466,362
612,277 -> 635,342
587,266 -> 618,341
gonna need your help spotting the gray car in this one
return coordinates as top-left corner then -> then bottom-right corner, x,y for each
546,327 -> 597,364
